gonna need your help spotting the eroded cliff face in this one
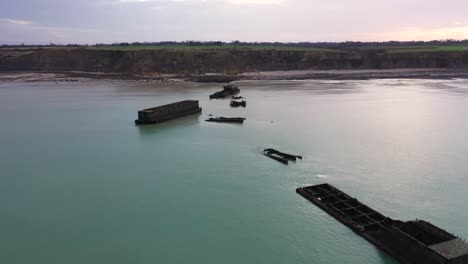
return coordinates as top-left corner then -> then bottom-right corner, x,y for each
1,48 -> 468,74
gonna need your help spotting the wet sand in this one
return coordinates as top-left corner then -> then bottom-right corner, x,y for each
240,68 -> 468,80
1,68 -> 468,83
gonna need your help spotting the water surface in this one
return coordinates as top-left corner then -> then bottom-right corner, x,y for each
1,78 -> 468,264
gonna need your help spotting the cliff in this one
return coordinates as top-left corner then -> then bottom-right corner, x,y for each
1,48 -> 468,74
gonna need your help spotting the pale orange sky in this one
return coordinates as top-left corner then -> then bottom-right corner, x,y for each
1,0 -> 468,44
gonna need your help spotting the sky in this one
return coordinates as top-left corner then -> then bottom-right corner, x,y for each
1,0 -> 468,44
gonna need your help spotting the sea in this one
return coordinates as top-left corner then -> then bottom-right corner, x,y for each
1,78 -> 467,264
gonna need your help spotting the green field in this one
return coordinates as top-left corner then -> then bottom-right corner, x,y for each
2,44 -> 468,53
366,45 -> 468,53
84,44 -> 468,53
86,45 -> 337,52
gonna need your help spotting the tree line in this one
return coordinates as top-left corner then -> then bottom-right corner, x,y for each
2,40 -> 468,49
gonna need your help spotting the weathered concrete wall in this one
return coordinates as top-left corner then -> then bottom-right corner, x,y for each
136,100 -> 201,124
374,226 -> 448,264
450,254 -> 468,264
406,221 -> 456,245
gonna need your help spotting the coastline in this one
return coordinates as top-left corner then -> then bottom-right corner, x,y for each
1,68 -> 468,83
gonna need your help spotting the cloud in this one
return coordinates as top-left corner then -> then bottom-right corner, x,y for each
0,18 -> 33,25
104,0 -> 282,5
0,19 -> 104,45
228,0 -> 281,4
118,0 -> 146,3
1,0 -> 468,43
372,26 -> 468,41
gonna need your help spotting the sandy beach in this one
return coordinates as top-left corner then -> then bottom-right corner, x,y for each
1,68 -> 468,83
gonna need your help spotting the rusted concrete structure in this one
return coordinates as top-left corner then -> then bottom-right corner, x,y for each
297,183 -> 468,264
209,85 -> 240,99
135,100 -> 202,125
263,148 -> 303,165
205,117 -> 245,123
264,148 -> 302,161
230,100 -> 246,107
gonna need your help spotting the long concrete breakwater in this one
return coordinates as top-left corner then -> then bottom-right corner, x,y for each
297,184 -> 468,264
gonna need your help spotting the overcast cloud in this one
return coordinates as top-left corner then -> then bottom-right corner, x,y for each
1,0 -> 468,44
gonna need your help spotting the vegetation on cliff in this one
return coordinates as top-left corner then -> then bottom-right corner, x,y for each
3,39 -> 468,51
1,41 -> 468,74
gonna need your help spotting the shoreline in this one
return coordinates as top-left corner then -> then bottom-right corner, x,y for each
1,68 -> 468,83
240,68 -> 468,80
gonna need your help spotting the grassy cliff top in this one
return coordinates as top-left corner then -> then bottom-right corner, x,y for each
2,44 -> 468,54
360,45 -> 468,53
86,45 -> 337,52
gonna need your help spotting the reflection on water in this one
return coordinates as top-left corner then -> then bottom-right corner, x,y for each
421,79 -> 468,96
238,80 -> 364,95
297,81 -> 363,95
136,113 -> 202,137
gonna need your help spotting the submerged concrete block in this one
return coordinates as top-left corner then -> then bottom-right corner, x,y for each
135,100 -> 202,125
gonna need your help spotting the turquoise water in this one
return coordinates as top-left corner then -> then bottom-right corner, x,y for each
1,79 -> 468,264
